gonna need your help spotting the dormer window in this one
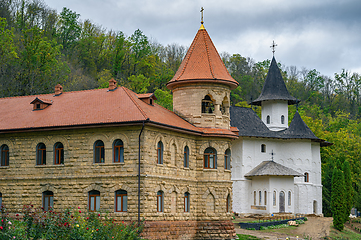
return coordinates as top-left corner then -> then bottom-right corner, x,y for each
137,93 -> 157,105
30,97 -> 52,110
202,95 -> 214,113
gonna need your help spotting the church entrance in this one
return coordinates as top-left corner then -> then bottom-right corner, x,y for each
279,191 -> 285,213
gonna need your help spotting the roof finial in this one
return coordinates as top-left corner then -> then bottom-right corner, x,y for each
270,40 -> 277,56
199,7 -> 205,30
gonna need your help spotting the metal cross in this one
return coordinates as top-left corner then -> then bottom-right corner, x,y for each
270,150 -> 276,161
200,7 -> 204,24
270,40 -> 277,56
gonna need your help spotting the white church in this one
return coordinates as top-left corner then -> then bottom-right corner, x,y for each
230,57 -> 331,215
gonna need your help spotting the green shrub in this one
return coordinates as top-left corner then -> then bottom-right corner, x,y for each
0,205 -> 144,240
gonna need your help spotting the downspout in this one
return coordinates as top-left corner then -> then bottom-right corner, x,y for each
138,118 -> 148,224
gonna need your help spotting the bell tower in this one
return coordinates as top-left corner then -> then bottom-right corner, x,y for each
251,56 -> 299,131
167,19 -> 238,129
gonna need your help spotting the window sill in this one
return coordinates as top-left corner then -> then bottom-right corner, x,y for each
203,168 -> 217,171
0,166 -> 9,168
156,164 -> 164,167
114,211 -> 128,214
224,169 -> 231,172
183,167 -> 190,170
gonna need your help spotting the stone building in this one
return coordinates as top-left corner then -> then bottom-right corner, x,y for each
0,23 -> 238,239
230,57 -> 331,215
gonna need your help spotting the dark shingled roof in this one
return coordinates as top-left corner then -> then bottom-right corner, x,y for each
230,106 -> 332,146
252,57 -> 299,106
245,161 -> 303,177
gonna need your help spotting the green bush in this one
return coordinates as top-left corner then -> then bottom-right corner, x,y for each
0,205 -> 144,240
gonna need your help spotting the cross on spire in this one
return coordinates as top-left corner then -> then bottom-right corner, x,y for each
270,40 -> 277,56
200,7 -> 204,24
270,150 -> 276,161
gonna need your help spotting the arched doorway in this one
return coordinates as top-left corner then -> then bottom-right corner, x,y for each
313,200 -> 317,214
279,191 -> 285,213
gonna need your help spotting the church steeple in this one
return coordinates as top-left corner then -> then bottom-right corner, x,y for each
252,56 -> 299,131
167,18 -> 238,129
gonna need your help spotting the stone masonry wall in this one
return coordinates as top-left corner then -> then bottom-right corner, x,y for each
0,124 -> 235,239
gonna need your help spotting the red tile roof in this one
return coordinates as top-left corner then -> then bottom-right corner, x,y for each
167,26 -> 238,90
0,87 -> 237,139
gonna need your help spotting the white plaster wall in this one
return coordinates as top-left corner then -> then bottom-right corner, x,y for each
232,179 -> 250,213
231,137 -> 322,215
249,177 -> 270,214
261,100 -> 288,131
269,177 -> 295,214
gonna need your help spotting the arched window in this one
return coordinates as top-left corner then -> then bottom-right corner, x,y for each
281,115 -> 285,124
304,172 -> 309,182
224,149 -> 231,170
184,146 -> 189,168
36,143 -> 46,165
157,191 -> 164,212
259,191 -> 262,205
184,192 -> 190,212
43,191 -> 53,211
201,95 -> 214,114
54,142 -> 64,165
94,140 -> 105,163
204,147 -> 217,169
264,191 -> 267,205
266,115 -> 270,124
89,190 -> 100,212
115,190 -> 127,212
253,191 -> 256,205
157,141 -> 163,164
261,144 -> 266,153
273,191 -> 276,206
226,194 -> 231,212
113,140 -> 124,163
288,191 -> 291,206
0,144 -> 9,166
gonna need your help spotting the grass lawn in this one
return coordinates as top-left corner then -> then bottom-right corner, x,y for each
328,226 -> 361,239
237,234 -> 261,240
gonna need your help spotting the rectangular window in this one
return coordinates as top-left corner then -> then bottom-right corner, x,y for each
116,194 -> 127,212
89,193 -> 100,212
0,195 -> 2,206
254,191 -> 256,205
259,191 -> 262,205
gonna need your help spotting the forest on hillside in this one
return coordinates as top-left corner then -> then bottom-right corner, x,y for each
1,0 -> 361,215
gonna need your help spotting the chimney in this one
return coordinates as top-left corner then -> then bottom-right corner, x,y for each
109,78 -> 117,91
55,84 -> 63,96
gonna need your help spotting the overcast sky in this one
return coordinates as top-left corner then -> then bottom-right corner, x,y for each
43,0 -> 361,78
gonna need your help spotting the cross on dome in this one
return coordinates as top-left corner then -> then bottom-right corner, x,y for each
200,7 -> 204,24
270,40 -> 277,56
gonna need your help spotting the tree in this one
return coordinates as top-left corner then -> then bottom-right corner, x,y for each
128,74 -> 149,94
154,89 -> 172,111
342,160 -> 352,222
58,7 -> 81,52
331,167 -> 345,231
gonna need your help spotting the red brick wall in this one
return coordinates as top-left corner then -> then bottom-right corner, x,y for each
142,220 -> 236,240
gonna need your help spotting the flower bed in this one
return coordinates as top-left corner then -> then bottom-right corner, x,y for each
0,205 -> 144,239
239,217 -> 305,230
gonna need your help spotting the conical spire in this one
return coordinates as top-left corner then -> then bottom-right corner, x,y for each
252,57 -> 299,106
166,26 -> 238,90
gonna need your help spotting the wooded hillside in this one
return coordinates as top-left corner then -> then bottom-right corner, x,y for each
1,0 -> 360,215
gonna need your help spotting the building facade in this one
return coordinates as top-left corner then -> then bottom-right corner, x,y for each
231,57 -> 330,216
0,23 -> 238,240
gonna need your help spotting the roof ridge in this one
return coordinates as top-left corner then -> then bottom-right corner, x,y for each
122,87 -> 148,120
203,30 -> 215,79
